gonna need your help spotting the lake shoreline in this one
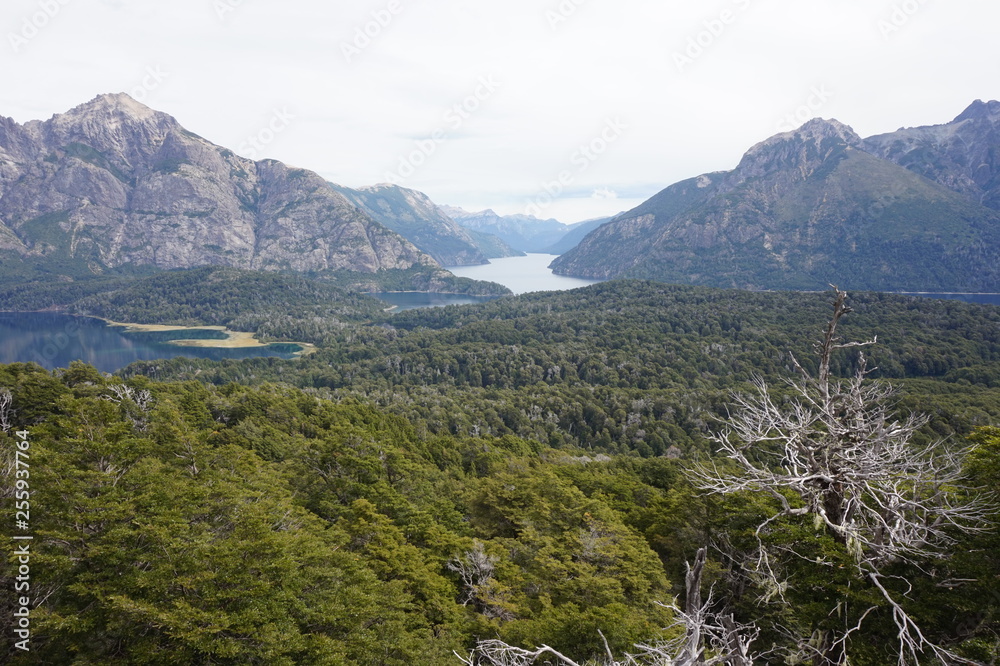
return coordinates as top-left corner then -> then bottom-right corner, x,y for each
0,312 -> 310,372
99,318 -> 317,356
0,309 -> 316,356
445,254 -> 603,295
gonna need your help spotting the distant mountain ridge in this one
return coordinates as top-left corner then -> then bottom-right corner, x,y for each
542,216 -> 613,254
0,94 -> 442,280
330,183 -> 493,266
442,206 -> 571,253
552,102 -> 1000,292
441,206 -> 614,255
864,99 -> 1000,210
460,227 -> 523,260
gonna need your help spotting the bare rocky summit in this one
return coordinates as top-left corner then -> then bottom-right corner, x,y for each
864,99 -> 1000,210
552,104 -> 1000,292
0,94 -> 433,276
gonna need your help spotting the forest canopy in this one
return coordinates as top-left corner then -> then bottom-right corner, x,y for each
2,280 -> 999,664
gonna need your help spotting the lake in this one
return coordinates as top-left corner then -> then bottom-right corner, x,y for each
446,253 -> 603,295
374,292 -> 496,312
0,312 -> 302,373
375,254 -> 603,311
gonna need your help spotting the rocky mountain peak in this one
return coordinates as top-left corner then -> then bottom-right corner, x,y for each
863,100 -> 1000,209
68,93 -> 162,120
0,94 -> 434,276
40,93 -> 175,137
734,118 -> 862,182
954,99 -> 1000,124
743,118 -> 862,158
796,117 -> 862,144
22,93 -> 180,170
359,182 -> 433,207
550,101 -> 1000,292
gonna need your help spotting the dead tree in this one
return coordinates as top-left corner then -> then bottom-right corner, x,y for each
0,388 -> 13,433
694,288 -> 991,666
448,540 -> 513,621
101,383 -> 153,431
455,547 -> 758,666
636,547 -> 758,666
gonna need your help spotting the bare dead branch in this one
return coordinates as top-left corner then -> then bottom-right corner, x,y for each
101,384 -> 154,431
457,548 -> 759,666
0,387 -> 14,433
448,540 -> 514,621
692,288 -> 992,665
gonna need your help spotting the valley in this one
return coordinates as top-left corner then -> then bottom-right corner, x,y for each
2,94 -> 1000,665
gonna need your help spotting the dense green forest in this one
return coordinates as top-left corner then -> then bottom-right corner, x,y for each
2,280 -> 999,663
120,282 -> 1000,456
0,266 -> 510,345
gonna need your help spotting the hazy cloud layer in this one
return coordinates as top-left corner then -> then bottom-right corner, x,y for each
2,0 -> 996,222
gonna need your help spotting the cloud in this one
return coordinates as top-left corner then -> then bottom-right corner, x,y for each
1,0 -> 998,223
591,188 -> 619,200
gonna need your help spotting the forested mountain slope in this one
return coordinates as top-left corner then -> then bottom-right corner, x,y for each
330,183 -> 493,266
2,284 -> 998,662
553,106 -> 1000,292
120,282 -> 1000,456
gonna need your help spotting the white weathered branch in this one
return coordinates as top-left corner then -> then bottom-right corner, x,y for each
457,548 -> 759,666
693,288 -> 992,665
101,384 -> 154,430
0,387 -> 14,433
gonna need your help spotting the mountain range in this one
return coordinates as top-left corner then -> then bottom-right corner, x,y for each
4,94 -> 1000,294
330,183 -> 519,265
552,101 -> 1000,292
441,206 -> 612,254
0,94 -> 518,285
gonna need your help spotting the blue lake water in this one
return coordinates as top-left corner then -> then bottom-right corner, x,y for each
442,255 -> 1000,306
374,292 -> 496,312
375,254 -> 603,311
0,312 -> 301,373
445,253 -> 603,295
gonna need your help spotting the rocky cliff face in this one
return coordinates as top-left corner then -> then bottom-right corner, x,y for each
552,114 -> 1000,291
0,94 -> 433,276
864,100 -> 1000,210
330,183 -> 488,266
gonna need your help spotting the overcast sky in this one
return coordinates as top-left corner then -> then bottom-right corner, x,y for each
2,0 -> 998,223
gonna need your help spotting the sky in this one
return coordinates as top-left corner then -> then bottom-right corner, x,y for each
2,0 -> 998,224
